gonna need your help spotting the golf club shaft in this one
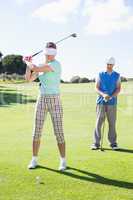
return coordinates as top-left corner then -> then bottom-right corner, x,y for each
55,35 -> 73,44
31,34 -> 76,58
100,114 -> 106,151
32,50 -> 43,58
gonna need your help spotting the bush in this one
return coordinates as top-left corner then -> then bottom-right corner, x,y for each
70,76 -> 91,83
61,79 -> 65,83
127,78 -> 133,82
79,77 -> 90,83
70,76 -> 80,83
121,76 -> 127,82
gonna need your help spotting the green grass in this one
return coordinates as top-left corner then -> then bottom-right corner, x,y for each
0,82 -> 133,200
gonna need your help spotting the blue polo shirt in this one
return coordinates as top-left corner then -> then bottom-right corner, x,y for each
96,71 -> 120,105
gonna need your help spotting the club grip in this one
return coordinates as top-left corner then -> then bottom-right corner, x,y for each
32,50 -> 43,58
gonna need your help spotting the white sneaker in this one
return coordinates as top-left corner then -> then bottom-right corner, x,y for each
28,159 -> 38,169
112,146 -> 119,150
111,144 -> 119,150
59,160 -> 67,171
91,144 -> 100,150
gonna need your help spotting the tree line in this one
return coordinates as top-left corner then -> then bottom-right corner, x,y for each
0,52 -> 128,82
0,52 -> 26,75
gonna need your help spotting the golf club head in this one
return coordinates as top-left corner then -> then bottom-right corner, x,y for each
101,148 -> 104,152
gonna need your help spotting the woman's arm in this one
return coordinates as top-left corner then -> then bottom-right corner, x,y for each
23,56 -> 54,74
27,63 -> 54,73
25,67 -> 32,81
25,66 -> 38,82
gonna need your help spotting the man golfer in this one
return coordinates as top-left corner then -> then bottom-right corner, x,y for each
91,57 -> 121,150
24,42 -> 66,171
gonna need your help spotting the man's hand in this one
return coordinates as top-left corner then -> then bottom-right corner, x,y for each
103,94 -> 110,101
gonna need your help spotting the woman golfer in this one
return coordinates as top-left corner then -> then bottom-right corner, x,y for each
24,42 -> 66,171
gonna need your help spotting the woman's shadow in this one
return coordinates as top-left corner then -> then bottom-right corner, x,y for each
36,165 -> 133,190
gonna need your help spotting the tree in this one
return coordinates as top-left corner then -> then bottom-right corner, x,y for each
2,54 -> 26,74
0,51 -> 3,60
0,51 -> 3,73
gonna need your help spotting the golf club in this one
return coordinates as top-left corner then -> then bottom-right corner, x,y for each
100,105 -> 108,151
103,97 -> 112,102
100,117 -> 106,151
31,33 -> 77,58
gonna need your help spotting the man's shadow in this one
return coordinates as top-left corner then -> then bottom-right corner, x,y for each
36,166 -> 133,190
103,148 -> 133,154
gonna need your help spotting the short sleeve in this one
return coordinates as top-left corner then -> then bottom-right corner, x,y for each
95,74 -> 100,84
51,61 -> 61,74
38,63 -> 44,76
117,76 -> 121,86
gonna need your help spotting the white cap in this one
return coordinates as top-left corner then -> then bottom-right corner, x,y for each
107,57 -> 115,65
44,48 -> 57,56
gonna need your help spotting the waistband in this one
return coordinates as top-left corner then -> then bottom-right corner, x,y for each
39,94 -> 60,98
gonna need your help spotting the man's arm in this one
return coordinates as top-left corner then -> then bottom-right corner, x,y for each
111,81 -> 121,97
95,78 -> 110,100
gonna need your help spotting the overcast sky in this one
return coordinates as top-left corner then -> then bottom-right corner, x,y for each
1,0 -> 133,80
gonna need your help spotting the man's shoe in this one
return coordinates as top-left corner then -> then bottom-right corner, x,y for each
91,144 -> 100,150
28,159 -> 38,169
59,160 -> 67,171
111,144 -> 119,150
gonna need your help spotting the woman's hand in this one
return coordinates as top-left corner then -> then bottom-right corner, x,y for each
23,56 -> 35,70
23,56 -> 32,63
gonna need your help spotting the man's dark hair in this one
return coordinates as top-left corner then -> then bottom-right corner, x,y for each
46,42 -> 57,49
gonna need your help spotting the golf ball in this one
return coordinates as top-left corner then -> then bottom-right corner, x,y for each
36,176 -> 41,184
